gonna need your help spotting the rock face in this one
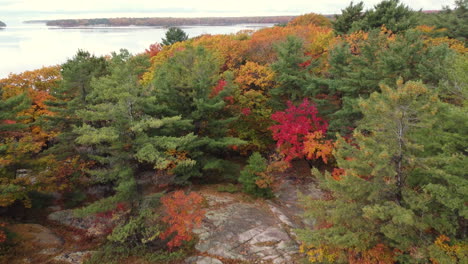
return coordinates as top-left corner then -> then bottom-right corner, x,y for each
53,251 -> 95,264
185,256 -> 223,264
8,224 -> 64,255
192,180 -> 319,264
48,209 -> 115,237
48,209 -> 96,230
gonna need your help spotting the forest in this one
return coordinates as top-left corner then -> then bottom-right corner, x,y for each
0,0 -> 467,263
43,16 -> 297,27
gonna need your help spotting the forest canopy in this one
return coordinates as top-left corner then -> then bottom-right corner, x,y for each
1,1 -> 467,263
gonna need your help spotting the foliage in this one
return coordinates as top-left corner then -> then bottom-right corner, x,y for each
160,191 -> 205,249
162,27 -> 189,46
269,99 -> 328,166
145,42 -> 162,58
288,13 -> 332,27
153,45 -> 244,183
297,80 -> 467,263
217,183 -> 240,193
351,0 -> 417,33
333,1 -> 365,35
231,62 -> 275,151
326,28 -> 454,134
417,0 -> 468,42
238,152 -> 273,198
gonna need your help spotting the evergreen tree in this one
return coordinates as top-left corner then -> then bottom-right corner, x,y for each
45,50 -> 109,159
333,1 -> 364,35
0,93 -> 31,207
238,152 -> 272,198
161,27 -> 189,46
326,29 -> 454,134
153,45 -> 244,183
352,0 -> 417,33
270,36 -> 322,108
298,80 -> 468,263
72,50 -> 195,215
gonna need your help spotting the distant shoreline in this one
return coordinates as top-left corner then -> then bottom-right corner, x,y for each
23,16 -> 313,27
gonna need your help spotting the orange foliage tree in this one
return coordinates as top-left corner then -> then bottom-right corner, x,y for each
160,191 -> 205,249
287,13 -> 332,28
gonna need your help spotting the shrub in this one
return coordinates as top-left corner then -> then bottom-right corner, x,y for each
160,191 -> 205,249
239,152 -> 273,198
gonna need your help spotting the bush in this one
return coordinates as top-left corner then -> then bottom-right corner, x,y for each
238,152 -> 273,198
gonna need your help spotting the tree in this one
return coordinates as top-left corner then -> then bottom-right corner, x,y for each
333,1 -> 364,35
351,0 -> 417,33
298,80 -> 467,263
0,67 -> 67,207
161,27 -> 189,46
46,50 -> 109,160
417,0 -> 468,42
160,191 -> 205,249
153,45 -> 244,183
238,152 -> 273,198
325,28 -> 454,134
270,36 -> 315,106
0,93 -> 30,207
73,50 -> 194,215
288,13 -> 332,27
269,99 -> 329,167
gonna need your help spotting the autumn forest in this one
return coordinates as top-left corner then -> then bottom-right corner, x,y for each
0,0 -> 467,263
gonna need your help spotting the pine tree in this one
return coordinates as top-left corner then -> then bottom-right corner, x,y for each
297,80 -> 467,263
352,0 -> 417,33
73,50 -> 195,215
45,50 -> 109,159
333,1 -> 365,35
326,28 -> 454,134
0,92 -> 31,206
270,36 -> 320,107
161,27 -> 189,46
153,45 -> 244,183
238,152 -> 272,198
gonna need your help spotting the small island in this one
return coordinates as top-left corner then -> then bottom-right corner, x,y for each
0,21 -> 6,27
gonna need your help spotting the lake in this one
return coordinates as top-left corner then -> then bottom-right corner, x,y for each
0,23 -> 273,78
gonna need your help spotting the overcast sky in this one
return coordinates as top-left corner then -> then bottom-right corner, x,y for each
0,0 -> 453,20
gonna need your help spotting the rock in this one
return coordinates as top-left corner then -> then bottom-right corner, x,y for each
53,251 -> 95,264
48,209 -> 115,237
9,224 -> 64,255
193,197 -> 299,263
48,210 -> 96,230
185,256 -> 223,264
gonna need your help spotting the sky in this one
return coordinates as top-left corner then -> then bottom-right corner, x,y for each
0,0 -> 452,21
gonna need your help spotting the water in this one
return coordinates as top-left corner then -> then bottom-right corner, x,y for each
0,23 -> 273,78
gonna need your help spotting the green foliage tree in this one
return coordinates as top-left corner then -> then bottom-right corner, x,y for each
418,0 -> 468,42
46,50 -> 109,159
270,36 -> 319,107
298,80 -> 468,263
153,45 -> 244,183
351,0 -> 417,33
161,27 -> 189,46
238,152 -> 272,198
333,1 -> 364,35
325,28 -> 454,134
0,93 -> 31,207
73,50 -> 194,215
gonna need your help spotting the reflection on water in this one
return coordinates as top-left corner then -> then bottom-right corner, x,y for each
0,23 -> 272,78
